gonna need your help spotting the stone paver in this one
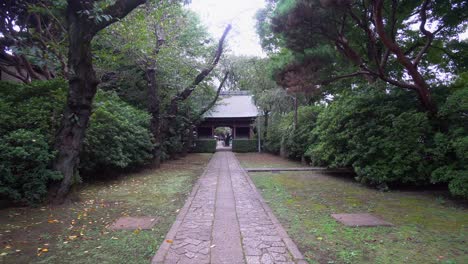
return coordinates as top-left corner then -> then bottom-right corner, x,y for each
152,151 -> 306,264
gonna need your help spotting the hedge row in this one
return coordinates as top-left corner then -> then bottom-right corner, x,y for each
192,139 -> 217,153
232,139 -> 258,153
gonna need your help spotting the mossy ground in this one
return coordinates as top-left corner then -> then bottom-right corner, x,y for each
0,153 -> 212,264
237,153 -> 468,264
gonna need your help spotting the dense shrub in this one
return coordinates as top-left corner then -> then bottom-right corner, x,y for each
281,106 -> 320,160
0,80 -> 155,203
80,91 -> 154,172
0,129 -> 62,204
431,77 -> 468,198
264,114 -> 283,154
306,87 -> 433,187
192,139 -> 216,153
0,79 -> 66,141
232,139 -> 258,152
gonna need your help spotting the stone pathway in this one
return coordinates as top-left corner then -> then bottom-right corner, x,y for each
152,151 -> 307,264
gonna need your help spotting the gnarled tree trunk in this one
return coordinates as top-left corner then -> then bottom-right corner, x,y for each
52,0 -> 145,204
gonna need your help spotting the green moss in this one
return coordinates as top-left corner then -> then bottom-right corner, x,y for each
251,170 -> 468,264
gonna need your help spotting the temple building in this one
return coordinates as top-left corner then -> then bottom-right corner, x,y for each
197,91 -> 258,139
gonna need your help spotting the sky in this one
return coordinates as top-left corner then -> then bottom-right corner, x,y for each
188,0 -> 266,57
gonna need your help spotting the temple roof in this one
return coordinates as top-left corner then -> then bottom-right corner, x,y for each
204,91 -> 259,119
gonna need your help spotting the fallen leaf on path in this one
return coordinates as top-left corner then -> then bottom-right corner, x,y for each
68,235 -> 78,240
47,219 -> 59,224
166,239 -> 173,244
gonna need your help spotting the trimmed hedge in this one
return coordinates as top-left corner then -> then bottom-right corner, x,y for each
233,139 -> 258,153
192,139 -> 216,153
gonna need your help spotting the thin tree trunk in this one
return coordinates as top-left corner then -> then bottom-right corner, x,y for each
263,110 -> 269,140
146,67 -> 161,168
293,96 -> 298,130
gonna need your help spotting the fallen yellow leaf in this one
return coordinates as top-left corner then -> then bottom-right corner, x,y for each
47,219 -> 59,224
68,235 -> 78,240
166,239 -> 173,244
41,248 -> 48,252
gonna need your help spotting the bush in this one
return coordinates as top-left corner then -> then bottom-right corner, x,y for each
80,91 -> 154,173
0,79 -> 66,142
192,139 -> 216,153
306,87 -> 432,187
281,106 -> 320,160
264,114 -> 283,154
233,139 -> 258,152
431,77 -> 468,198
0,129 -> 62,204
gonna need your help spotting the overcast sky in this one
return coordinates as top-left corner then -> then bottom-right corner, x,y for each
188,0 -> 266,57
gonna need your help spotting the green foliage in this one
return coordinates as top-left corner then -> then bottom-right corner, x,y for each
233,139 -> 258,153
282,106 -> 320,160
0,79 -> 66,142
0,129 -> 62,204
430,77 -> 468,198
306,87 -> 432,187
192,140 -> 216,153
0,80 -> 155,202
80,91 -> 154,173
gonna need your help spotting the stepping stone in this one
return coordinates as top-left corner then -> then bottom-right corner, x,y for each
109,216 -> 159,230
331,213 -> 393,227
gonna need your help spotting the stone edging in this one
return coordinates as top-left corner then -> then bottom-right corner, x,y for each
233,157 -> 308,264
151,156 -> 213,264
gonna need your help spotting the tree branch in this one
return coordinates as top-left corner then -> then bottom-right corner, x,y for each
0,63 -> 30,83
196,71 -> 229,119
318,71 -> 368,85
168,24 -> 231,115
413,0 -> 434,67
92,0 -> 147,33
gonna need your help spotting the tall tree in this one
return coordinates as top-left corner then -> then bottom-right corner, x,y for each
52,0 -> 145,203
258,0 -> 468,114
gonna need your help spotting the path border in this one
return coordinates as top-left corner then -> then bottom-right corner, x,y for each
233,156 -> 308,264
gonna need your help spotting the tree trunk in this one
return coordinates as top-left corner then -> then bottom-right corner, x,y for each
52,19 -> 98,204
146,67 -> 162,168
293,96 -> 298,130
263,110 -> 269,140
52,0 -> 145,203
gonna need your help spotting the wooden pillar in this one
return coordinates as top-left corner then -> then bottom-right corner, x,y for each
233,124 -> 237,138
211,125 -> 214,137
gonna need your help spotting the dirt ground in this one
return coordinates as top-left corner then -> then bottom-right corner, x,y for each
0,153 -> 212,264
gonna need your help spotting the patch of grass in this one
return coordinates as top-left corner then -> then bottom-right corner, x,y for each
251,167 -> 468,264
0,154 -> 212,264
236,152 -> 305,168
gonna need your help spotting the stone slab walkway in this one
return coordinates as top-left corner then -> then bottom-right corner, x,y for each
152,151 -> 307,264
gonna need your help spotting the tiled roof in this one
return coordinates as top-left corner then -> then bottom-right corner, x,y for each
204,92 -> 259,118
